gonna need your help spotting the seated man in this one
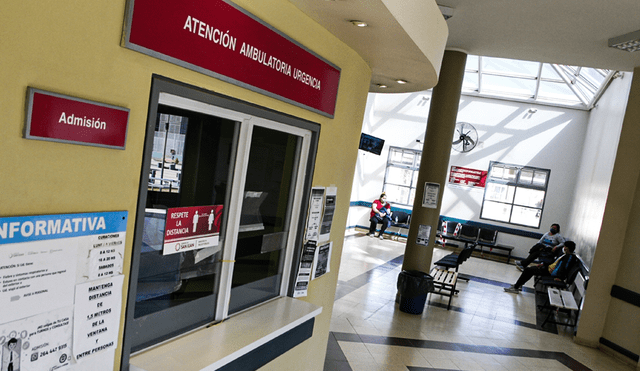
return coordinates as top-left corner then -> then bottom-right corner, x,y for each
516,223 -> 565,270
504,241 -> 577,294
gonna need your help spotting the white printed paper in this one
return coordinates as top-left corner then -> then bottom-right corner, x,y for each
312,241 -> 332,280
88,233 -> 125,280
416,225 -> 431,246
305,188 -> 325,241
73,275 -> 124,362
422,182 -> 440,209
0,240 -> 78,324
0,306 -> 73,371
293,241 -> 316,298
319,187 -> 337,242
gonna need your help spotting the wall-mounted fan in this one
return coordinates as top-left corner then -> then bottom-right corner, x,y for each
452,122 -> 478,152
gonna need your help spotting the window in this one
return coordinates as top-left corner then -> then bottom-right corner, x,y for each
123,77 -> 319,358
383,147 -> 421,206
480,162 -> 550,228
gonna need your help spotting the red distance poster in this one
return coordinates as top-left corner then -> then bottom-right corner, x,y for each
448,166 -> 487,188
163,205 -> 223,255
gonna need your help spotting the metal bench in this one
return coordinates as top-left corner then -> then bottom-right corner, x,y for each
541,272 -> 586,328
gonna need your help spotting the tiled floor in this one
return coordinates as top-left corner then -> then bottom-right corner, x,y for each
324,230 -> 636,371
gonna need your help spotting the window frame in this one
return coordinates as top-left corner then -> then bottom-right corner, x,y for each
122,75 -> 319,365
479,161 -> 550,228
382,146 -> 422,206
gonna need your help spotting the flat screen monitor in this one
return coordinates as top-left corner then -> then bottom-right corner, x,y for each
359,133 -> 385,155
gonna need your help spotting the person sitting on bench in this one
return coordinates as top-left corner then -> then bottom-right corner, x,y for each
516,223 -> 566,270
368,192 -> 391,239
504,241 -> 577,294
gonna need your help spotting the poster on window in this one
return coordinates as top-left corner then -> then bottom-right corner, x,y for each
312,241 -> 332,280
163,205 -> 223,255
319,187 -> 336,242
305,188 -> 325,241
448,166 -> 487,189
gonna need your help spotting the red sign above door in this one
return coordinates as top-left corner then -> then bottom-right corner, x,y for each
25,88 -> 130,149
124,0 -> 341,117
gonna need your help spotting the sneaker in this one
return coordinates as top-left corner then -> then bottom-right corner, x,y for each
378,234 -> 384,240
504,285 -> 521,294
515,261 -> 524,271
368,233 -> 375,237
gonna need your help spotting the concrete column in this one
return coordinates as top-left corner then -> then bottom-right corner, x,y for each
402,50 -> 467,273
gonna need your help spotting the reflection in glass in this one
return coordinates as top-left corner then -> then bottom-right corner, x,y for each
229,126 -> 300,314
519,169 -> 533,185
511,205 -> 542,226
387,167 -> 413,187
385,184 -> 411,205
484,183 -> 515,203
514,187 -> 545,208
532,171 -> 547,186
135,106 -> 236,319
481,201 -> 511,222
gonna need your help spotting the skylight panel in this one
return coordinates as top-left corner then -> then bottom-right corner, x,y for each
482,57 -> 539,77
462,55 -> 616,110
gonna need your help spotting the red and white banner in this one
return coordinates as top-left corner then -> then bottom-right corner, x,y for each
448,166 -> 487,188
163,205 -> 223,255
25,88 -> 129,149
125,0 -> 341,117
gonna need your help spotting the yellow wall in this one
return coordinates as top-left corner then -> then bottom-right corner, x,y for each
0,0 -> 371,370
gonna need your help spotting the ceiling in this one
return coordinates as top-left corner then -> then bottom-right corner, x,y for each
289,0 -> 640,93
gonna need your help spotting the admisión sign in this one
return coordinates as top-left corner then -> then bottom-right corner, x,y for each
25,88 -> 130,149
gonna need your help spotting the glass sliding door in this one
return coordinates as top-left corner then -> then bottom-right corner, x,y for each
228,125 -> 302,314
124,77 -> 319,363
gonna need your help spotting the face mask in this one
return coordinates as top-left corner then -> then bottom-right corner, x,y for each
550,228 -> 557,234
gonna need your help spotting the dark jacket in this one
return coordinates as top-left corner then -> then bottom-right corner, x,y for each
548,253 -> 578,281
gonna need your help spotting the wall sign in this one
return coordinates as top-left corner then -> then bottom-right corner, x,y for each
25,88 -> 130,149
124,0 -> 341,117
163,205 -> 223,255
0,211 -> 127,368
448,166 -> 487,188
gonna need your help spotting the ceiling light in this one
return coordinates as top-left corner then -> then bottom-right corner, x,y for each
396,79 -> 408,84
377,84 -> 387,88
609,30 -> 640,52
350,20 -> 368,27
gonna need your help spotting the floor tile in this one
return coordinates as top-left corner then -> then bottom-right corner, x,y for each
324,231 -> 637,371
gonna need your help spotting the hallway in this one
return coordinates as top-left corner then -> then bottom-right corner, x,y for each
323,231 -> 635,371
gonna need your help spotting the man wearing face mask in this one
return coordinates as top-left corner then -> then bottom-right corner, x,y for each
515,223 -> 565,271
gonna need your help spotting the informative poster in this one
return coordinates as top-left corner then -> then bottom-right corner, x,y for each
416,225 -> 431,246
319,187 -> 337,242
163,205 -> 223,255
0,306 -> 73,371
422,182 -> 440,209
312,242 -> 332,280
0,211 -> 128,369
292,241 -> 316,298
305,188 -> 325,241
73,275 -> 124,362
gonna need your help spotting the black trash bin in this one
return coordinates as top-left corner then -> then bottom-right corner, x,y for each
397,270 -> 434,314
